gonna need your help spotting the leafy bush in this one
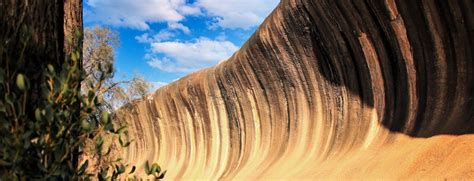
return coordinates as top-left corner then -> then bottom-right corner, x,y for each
0,28 -> 165,180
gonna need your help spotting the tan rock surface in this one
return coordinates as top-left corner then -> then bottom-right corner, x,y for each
116,0 -> 474,179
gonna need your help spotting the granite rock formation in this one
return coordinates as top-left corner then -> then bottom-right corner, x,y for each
116,0 -> 474,179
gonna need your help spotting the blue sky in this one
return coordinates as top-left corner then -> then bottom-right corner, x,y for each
83,0 -> 279,90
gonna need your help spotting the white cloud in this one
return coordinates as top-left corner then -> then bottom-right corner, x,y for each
86,0 -> 278,74
135,33 -> 153,43
85,0 -> 279,30
168,22 -> 191,34
196,0 -> 280,29
136,30 -> 175,43
216,32 -> 227,41
85,0 -> 200,30
148,57 -> 195,72
147,38 -> 238,72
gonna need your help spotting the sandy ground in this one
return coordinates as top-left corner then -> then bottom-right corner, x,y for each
310,134 -> 474,180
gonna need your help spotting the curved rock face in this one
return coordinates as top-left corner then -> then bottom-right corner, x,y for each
117,0 -> 474,179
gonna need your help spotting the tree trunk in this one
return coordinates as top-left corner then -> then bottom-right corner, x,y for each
0,0 -> 83,178
64,0 -> 83,57
0,0 -> 82,103
63,0 -> 83,171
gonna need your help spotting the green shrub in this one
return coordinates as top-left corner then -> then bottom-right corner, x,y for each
0,30 -> 165,180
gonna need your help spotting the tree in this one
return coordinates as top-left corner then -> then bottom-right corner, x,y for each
128,74 -> 152,100
82,27 -> 120,111
82,27 -> 153,111
83,27 -> 119,89
108,74 -> 152,110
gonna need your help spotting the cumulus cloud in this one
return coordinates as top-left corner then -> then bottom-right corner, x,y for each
135,30 -> 175,43
85,0 -> 200,30
85,0 -> 279,30
135,33 -> 153,43
197,0 -> 279,29
86,0 -> 278,74
216,32 -> 227,41
147,38 -> 238,72
168,22 -> 191,34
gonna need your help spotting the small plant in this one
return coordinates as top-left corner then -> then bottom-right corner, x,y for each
144,161 -> 166,179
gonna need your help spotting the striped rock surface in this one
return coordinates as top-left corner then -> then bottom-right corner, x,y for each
116,0 -> 474,179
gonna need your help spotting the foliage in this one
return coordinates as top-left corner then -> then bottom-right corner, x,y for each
0,26 -> 164,180
82,27 -> 120,112
144,161 -> 166,179
83,27 -> 152,111
127,74 -> 152,100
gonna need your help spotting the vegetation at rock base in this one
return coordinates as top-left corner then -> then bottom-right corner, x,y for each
0,32 -> 165,180
0,1 -> 163,180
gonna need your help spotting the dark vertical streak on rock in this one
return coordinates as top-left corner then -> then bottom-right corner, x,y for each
117,0 -> 474,179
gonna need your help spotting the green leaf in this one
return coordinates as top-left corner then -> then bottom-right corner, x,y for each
71,51 -> 78,62
96,136 -> 104,155
98,169 -> 109,181
47,64 -> 55,73
88,90 -> 95,102
35,108 -> 42,121
118,135 -> 124,147
105,147 -> 112,156
116,164 -> 125,174
128,166 -> 136,174
144,161 -> 151,175
101,111 -> 109,125
0,69 -> 4,84
5,94 -> 13,107
81,120 -> 91,131
104,122 -> 113,132
78,160 -> 88,175
0,102 -> 7,113
152,163 -> 160,174
114,125 -> 127,134
16,73 -> 26,91
56,125 -> 66,138
123,140 -> 131,147
157,170 -> 166,179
